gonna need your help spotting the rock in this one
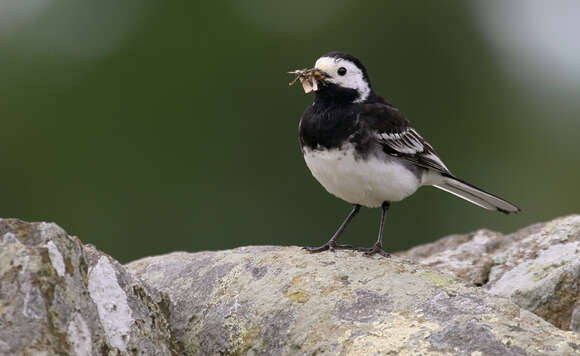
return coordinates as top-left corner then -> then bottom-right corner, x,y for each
128,246 -> 580,355
0,219 -> 178,355
398,214 -> 580,333
4,216 -> 580,355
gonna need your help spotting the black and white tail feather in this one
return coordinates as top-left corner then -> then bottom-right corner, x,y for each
433,174 -> 520,214
370,103 -> 520,214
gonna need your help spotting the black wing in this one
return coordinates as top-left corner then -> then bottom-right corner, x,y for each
359,102 -> 450,174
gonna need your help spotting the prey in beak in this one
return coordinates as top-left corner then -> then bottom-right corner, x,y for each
288,68 -> 328,93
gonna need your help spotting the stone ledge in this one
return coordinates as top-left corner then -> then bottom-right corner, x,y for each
2,216 -> 580,355
398,214 -> 580,332
0,219 -> 178,355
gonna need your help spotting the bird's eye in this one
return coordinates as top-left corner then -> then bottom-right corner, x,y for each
337,67 -> 347,76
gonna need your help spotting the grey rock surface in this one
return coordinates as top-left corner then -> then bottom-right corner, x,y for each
4,216 -> 580,355
398,214 -> 580,333
128,245 -> 580,355
0,218 -> 177,355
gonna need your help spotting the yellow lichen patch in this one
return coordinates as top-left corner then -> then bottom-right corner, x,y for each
337,328 -> 352,345
320,285 -> 338,297
285,291 -> 310,303
318,274 -> 353,297
291,275 -> 303,285
344,312 -> 442,356
269,254 -> 282,263
255,256 -> 270,267
390,262 -> 410,274
215,264 -> 243,297
418,271 -> 456,288
235,326 -> 261,356
284,274 -> 312,303
341,291 -> 354,299
0,246 -> 20,277
303,312 -> 352,351
286,291 -> 310,303
224,316 -> 260,356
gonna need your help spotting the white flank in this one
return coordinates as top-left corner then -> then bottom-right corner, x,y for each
303,145 -> 421,207
88,256 -> 133,352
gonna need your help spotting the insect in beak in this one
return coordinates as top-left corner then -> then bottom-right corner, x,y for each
288,68 -> 328,93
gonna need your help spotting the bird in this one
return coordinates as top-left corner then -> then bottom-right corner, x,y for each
290,51 -> 520,257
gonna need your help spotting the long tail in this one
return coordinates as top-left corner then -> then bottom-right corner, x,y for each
432,174 -> 520,214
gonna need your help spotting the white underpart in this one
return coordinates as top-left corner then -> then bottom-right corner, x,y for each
303,144 -> 421,207
88,256 -> 133,352
314,57 -> 371,102
421,169 -> 445,186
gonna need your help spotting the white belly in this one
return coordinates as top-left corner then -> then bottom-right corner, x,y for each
303,145 -> 421,208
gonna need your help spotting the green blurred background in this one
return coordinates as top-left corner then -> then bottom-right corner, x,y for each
1,1 -> 578,263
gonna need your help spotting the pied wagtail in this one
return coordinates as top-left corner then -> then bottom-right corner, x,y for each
290,51 -> 520,257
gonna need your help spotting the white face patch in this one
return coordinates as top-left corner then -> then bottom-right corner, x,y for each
314,56 -> 371,102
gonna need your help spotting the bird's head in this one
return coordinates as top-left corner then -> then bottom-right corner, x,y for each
289,51 -> 372,104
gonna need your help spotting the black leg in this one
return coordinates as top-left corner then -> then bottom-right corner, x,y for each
356,202 -> 391,257
303,204 -> 360,253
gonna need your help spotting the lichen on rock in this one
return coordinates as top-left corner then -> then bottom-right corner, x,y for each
129,245 -> 580,355
3,215 -> 580,355
0,218 -> 178,355
399,214 -> 580,333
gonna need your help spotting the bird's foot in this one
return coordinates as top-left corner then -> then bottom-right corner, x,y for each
356,243 -> 391,257
303,240 -> 354,253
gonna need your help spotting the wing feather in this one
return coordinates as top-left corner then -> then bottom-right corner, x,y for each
361,103 -> 450,173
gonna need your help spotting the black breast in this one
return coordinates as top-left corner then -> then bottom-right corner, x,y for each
298,84 -> 391,155
299,103 -> 370,153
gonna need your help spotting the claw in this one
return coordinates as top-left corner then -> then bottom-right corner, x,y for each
333,244 -> 354,250
355,243 -> 391,258
303,241 -> 355,254
302,245 -> 330,253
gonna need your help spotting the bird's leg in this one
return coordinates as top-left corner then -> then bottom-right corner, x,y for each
303,204 -> 360,253
356,202 -> 391,257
